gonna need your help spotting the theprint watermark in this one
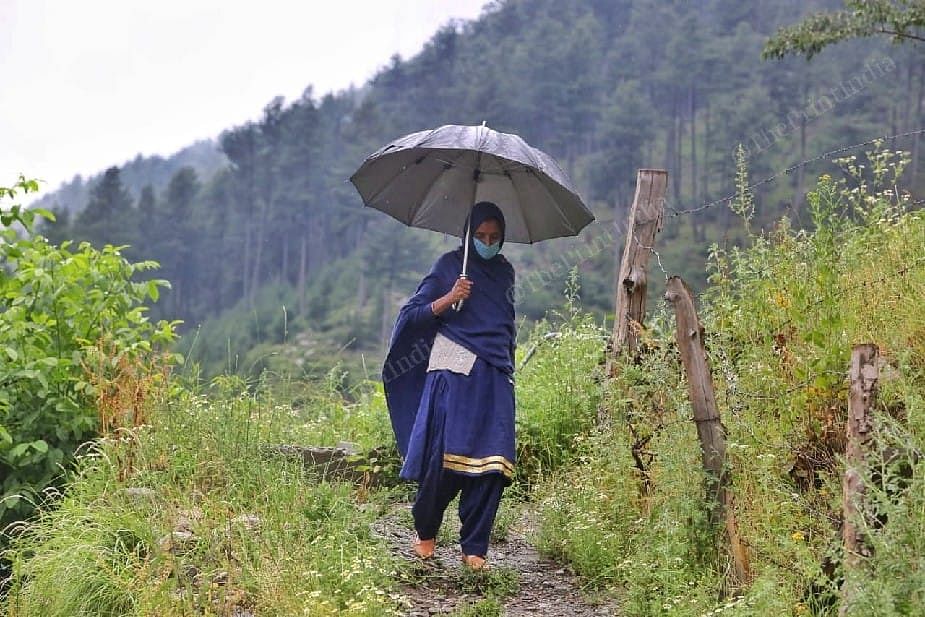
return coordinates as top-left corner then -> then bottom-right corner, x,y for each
742,54 -> 897,159
506,225 -> 617,306
381,336 -> 432,384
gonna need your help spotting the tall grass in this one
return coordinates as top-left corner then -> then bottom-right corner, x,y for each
2,266 -> 617,615
3,375 -> 403,616
512,270 -> 607,488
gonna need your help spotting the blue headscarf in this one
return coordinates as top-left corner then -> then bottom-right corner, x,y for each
464,200 -> 506,259
382,201 -> 515,457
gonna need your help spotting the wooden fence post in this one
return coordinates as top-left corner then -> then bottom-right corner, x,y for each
606,169 -> 667,376
840,344 -> 879,616
665,276 -> 750,589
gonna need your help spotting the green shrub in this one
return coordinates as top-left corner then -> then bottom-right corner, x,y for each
0,175 -> 177,525
453,596 -> 503,617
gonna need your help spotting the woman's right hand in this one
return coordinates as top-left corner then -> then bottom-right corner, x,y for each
431,276 -> 473,315
447,276 -> 473,303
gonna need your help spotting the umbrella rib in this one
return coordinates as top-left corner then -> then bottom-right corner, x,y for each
414,148 -> 476,233
530,169 -> 577,235
518,144 -> 580,235
418,126 -> 442,148
360,128 -> 450,207
435,156 -> 512,175
520,140 -> 547,179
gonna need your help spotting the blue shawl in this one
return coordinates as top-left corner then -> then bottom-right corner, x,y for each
383,202 -> 515,457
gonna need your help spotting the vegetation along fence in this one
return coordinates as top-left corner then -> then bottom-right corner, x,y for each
606,125 -> 925,608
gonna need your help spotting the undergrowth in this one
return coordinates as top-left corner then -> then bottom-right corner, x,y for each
534,146 -> 925,616
2,376 -> 404,616
512,269 -> 607,488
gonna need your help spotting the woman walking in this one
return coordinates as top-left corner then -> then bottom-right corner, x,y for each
383,201 -> 516,571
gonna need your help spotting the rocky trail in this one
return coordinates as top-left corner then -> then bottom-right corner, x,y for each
371,503 -> 619,616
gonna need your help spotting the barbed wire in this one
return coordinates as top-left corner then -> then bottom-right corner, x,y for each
629,188 -> 924,290
605,139 -> 925,531
632,234 -> 669,280
665,127 -> 925,218
612,131 -> 925,416
688,251 -> 925,420
615,240 -> 925,416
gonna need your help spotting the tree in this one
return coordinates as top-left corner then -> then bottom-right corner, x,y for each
586,80 -> 655,206
35,206 -> 71,246
764,0 -> 925,59
220,121 -> 259,303
137,185 -> 156,232
160,167 -> 201,317
73,166 -> 135,247
274,93 -> 320,311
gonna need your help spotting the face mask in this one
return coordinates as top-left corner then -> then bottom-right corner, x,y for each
474,237 -> 501,260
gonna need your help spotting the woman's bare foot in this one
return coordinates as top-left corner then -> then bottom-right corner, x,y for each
461,554 -> 489,571
413,536 -> 435,559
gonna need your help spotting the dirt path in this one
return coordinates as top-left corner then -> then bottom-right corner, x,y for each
372,503 -> 619,616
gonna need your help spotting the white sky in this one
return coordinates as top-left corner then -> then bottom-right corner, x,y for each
0,0 -> 489,199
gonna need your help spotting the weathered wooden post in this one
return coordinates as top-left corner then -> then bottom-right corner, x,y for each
840,344 -> 879,616
606,169 -> 667,376
665,276 -> 750,589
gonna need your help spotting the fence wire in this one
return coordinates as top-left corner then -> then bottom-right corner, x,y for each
664,127 -> 925,218
618,230 -> 925,413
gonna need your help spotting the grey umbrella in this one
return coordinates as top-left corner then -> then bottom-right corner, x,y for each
349,123 -> 595,306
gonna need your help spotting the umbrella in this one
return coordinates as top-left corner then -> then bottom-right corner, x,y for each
349,123 -> 595,305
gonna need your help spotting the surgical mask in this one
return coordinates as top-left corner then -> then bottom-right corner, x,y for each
474,237 -> 501,260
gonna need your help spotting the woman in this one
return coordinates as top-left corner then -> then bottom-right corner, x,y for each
383,201 -> 516,571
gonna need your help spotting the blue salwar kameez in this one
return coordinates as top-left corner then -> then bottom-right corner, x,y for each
383,202 -> 516,557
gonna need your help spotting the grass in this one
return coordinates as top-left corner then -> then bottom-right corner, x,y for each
0,330 -> 581,616
0,269 -> 611,615
452,596 -> 503,617
512,271 -> 608,488
2,377 -> 403,616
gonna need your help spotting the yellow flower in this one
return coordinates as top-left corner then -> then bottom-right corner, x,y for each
773,291 -> 791,308
791,531 -> 805,542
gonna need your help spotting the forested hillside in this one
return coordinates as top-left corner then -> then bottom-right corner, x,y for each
31,140 -> 227,219
32,0 -> 925,377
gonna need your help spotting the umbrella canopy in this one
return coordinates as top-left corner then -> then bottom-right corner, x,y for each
349,124 -> 594,244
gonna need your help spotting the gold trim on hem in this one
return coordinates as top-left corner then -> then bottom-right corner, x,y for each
442,453 -> 514,478
443,461 -> 513,479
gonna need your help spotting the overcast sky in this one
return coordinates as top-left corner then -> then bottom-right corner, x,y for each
1,0 -> 489,199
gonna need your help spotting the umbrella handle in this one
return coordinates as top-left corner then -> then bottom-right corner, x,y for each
453,274 -> 468,311
454,209 -> 473,312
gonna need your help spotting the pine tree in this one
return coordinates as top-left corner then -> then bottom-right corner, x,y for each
73,166 -> 135,248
